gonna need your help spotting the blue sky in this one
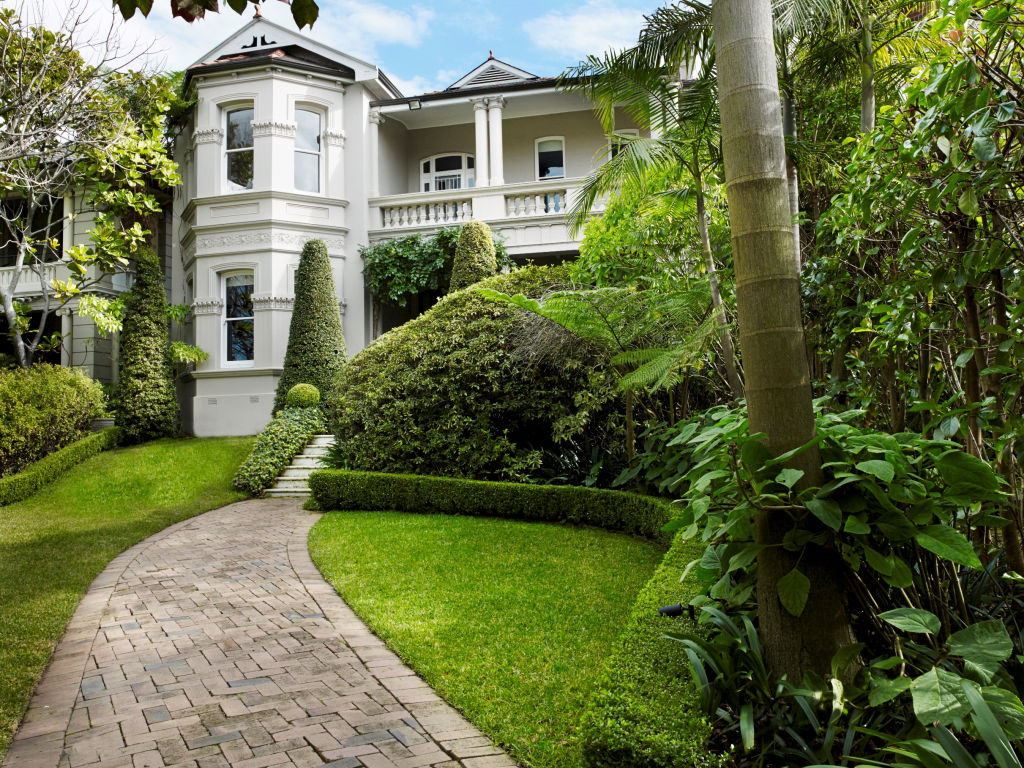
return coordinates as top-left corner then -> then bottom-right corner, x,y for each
33,0 -> 664,95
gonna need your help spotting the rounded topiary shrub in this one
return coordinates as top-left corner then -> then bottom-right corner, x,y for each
272,239 -> 346,414
326,265 -> 620,482
113,246 -> 178,444
0,364 -> 103,476
448,220 -> 497,292
286,383 -> 320,408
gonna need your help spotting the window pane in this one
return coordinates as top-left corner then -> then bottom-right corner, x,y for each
226,109 -> 253,149
422,161 -> 431,173
295,109 -> 321,152
227,150 -> 254,189
294,152 -> 319,193
434,155 -> 462,172
467,156 -> 474,169
226,319 -> 254,362
538,139 -> 564,179
434,173 -> 461,191
225,273 -> 253,319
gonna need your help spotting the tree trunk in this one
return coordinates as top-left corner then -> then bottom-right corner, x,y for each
713,0 -> 856,681
859,10 -> 876,133
781,53 -> 801,262
693,160 -> 744,401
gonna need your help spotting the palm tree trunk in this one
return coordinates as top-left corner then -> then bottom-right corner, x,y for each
713,0 -> 856,681
859,10 -> 876,133
781,51 -> 801,262
693,159 -> 744,400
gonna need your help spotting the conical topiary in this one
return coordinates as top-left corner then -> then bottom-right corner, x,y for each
272,239 -> 346,413
113,246 -> 178,443
449,220 -> 497,291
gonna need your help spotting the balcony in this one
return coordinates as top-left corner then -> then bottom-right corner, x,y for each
367,179 -> 590,258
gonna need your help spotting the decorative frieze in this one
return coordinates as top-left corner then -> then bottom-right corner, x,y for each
252,295 -> 294,311
324,129 -> 346,147
192,128 -> 224,146
252,121 -> 297,139
191,298 -> 224,316
194,230 -> 346,254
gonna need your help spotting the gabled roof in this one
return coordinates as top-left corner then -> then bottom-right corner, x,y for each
186,45 -> 356,83
185,17 -> 401,97
447,56 -> 539,91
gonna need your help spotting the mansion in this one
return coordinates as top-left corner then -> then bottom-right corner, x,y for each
3,18 -> 643,437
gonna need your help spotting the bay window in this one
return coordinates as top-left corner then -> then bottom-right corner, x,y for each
224,271 -> 254,363
225,108 -> 254,190
295,108 -> 322,193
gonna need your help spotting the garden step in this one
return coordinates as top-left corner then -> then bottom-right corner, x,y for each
290,456 -> 325,468
266,434 -> 334,498
309,434 -> 334,447
301,447 -> 330,457
281,468 -> 315,479
264,487 -> 310,498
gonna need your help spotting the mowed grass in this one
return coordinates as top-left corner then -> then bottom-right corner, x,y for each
0,436 -> 253,758
309,511 -> 663,768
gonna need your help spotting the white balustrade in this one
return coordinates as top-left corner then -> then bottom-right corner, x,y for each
379,197 -> 472,230
504,188 -> 567,218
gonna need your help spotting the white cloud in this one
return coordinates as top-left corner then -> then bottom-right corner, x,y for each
19,0 -> 435,71
388,68 -> 461,96
523,0 -> 647,60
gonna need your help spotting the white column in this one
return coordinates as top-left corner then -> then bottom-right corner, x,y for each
471,98 -> 490,187
325,129 -> 346,199
368,108 -> 383,197
58,307 -> 73,367
487,96 -> 505,187
192,128 -> 224,198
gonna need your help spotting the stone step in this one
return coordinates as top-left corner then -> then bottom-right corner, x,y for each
309,435 -> 334,447
302,447 -> 329,457
290,456 -> 325,468
264,487 -> 311,498
271,477 -> 311,490
281,467 -> 314,479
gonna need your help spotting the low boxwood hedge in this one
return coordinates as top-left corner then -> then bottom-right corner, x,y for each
0,427 -> 120,506
233,407 -> 325,495
307,469 -> 675,540
578,532 -> 723,768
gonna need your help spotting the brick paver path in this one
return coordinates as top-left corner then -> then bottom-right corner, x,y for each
4,500 -> 514,768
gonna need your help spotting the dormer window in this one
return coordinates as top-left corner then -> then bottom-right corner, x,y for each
420,153 -> 475,192
294,108 -> 321,193
225,108 -> 254,190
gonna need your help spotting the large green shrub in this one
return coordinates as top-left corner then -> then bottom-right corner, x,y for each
233,407 -> 324,495
326,266 -> 620,482
285,383 -> 320,408
113,246 -> 178,443
272,239 -> 346,414
449,219 -> 497,291
0,364 -> 103,476
0,427 -> 119,506
309,469 -> 674,539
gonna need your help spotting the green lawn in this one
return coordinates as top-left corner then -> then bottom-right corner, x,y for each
0,436 -> 253,758
309,511 -> 664,768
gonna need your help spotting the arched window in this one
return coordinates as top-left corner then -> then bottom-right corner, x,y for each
420,153 -> 475,192
294,108 -> 322,193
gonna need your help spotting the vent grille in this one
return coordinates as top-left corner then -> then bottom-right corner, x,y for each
464,66 -> 522,87
207,397 -> 218,406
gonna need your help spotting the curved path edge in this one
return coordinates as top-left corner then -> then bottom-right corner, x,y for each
4,500 -> 515,768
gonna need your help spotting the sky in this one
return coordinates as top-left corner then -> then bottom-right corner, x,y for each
25,0 -> 664,96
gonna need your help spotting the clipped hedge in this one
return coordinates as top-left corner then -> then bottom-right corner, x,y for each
579,532 -> 722,768
449,219 -> 497,291
0,427 -> 119,506
233,407 -> 325,495
272,239 -> 346,414
0,363 -> 104,477
308,469 -> 674,540
286,383 -> 320,408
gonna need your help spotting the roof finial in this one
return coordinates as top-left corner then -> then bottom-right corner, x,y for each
253,2 -> 262,18
488,50 -> 494,59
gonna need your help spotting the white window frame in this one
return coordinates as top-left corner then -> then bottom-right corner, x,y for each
294,107 -> 324,194
222,269 -> 255,367
609,128 -> 640,158
535,136 -> 566,181
224,105 -> 255,192
419,153 -> 475,192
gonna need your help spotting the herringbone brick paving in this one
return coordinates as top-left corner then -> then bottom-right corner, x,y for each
4,499 -> 515,768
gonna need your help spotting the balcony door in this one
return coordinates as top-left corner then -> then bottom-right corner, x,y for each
421,153 -> 475,192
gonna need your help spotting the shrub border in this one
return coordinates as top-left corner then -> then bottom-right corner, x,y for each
0,427 -> 120,507
308,468 -> 714,767
308,469 -> 675,540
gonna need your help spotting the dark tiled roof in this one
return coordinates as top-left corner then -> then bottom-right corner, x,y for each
370,76 -> 561,108
185,44 -> 356,85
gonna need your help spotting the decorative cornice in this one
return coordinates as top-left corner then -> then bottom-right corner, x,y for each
368,109 -> 384,126
252,120 -> 296,138
195,230 -> 346,253
192,298 -> 224,316
252,294 -> 294,311
193,128 -> 223,146
324,129 -> 346,147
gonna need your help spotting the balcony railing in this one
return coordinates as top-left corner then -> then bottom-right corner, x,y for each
369,180 -> 581,234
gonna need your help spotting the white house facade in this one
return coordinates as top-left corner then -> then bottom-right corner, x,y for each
2,17 -> 641,437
